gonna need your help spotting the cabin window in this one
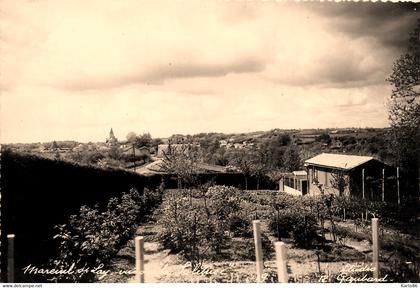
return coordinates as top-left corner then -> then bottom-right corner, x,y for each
312,167 -> 318,183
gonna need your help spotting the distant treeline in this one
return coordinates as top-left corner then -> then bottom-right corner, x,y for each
0,150 -> 274,282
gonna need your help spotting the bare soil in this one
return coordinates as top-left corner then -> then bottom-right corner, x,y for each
101,218 -> 399,283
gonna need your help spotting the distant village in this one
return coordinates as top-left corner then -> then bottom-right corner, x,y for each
2,126 -> 399,201
4,127 -> 389,156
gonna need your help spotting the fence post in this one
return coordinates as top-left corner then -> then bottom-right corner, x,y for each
276,210 -> 281,241
362,168 -> 365,200
252,220 -> 264,283
135,236 -> 145,283
372,218 -> 379,279
275,242 -> 288,283
382,168 -> 385,202
7,234 -> 15,283
396,167 -> 400,206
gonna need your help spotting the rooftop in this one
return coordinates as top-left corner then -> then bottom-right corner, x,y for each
304,153 -> 374,170
293,170 -> 307,176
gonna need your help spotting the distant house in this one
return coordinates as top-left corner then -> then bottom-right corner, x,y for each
233,143 -> 244,149
121,145 -> 150,156
39,145 -> 47,153
73,143 -> 86,152
219,140 -> 228,147
330,139 -> 343,149
98,145 -> 109,151
304,153 -> 392,199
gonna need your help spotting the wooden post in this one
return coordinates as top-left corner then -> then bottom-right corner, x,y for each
132,144 -> 136,172
275,242 -> 288,283
252,220 -> 264,283
382,168 -> 385,202
315,251 -> 321,273
397,167 -> 400,205
343,208 -> 346,221
7,234 -> 15,283
277,209 -> 281,241
372,218 -> 379,279
135,236 -> 145,283
362,169 -> 365,200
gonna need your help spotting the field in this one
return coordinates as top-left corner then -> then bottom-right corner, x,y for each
100,188 -> 420,283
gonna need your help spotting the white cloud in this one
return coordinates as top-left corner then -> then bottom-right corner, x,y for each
0,0 -> 414,143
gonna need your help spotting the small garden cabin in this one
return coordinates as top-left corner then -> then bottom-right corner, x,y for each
304,153 -> 394,200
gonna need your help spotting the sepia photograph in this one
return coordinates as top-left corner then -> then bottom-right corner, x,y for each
0,0 -> 419,285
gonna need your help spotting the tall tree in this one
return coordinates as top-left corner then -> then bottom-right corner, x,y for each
248,147 -> 270,190
126,132 -> 137,144
228,149 -> 255,190
160,143 -> 200,189
387,19 -> 420,197
283,145 -> 301,172
135,133 -> 153,148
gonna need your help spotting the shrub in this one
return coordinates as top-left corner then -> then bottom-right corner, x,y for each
229,213 -> 252,238
157,186 -> 244,269
271,192 -> 297,210
268,209 -> 297,238
269,198 -> 319,248
292,212 -> 318,248
269,192 -> 319,246
157,192 -> 214,269
52,187 -> 161,282
142,187 -> 163,214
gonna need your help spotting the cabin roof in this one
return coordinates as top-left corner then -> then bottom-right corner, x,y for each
304,153 -> 374,170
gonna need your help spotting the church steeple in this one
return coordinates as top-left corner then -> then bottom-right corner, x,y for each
106,128 -> 118,146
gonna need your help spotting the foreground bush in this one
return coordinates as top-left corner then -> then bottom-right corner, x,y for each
229,213 -> 252,238
268,209 -> 296,238
291,213 -> 318,248
269,193 -> 319,248
52,187 -> 162,282
328,196 -> 417,229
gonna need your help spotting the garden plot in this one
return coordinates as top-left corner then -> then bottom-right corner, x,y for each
102,187 -> 419,283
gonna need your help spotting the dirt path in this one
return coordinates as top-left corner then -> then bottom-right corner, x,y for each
126,224 -> 186,283
101,222 -> 184,283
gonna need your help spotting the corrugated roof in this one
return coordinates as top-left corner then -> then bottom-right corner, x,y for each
304,153 -> 374,170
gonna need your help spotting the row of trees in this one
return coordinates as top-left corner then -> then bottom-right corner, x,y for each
126,132 -> 163,151
159,138 -> 302,190
227,144 -> 301,189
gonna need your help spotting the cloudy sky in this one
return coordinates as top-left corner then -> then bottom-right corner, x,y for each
0,1 -> 418,143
